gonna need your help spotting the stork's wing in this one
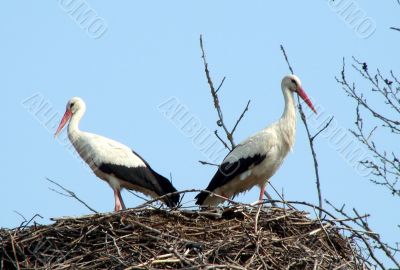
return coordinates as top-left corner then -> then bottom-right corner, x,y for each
98,158 -> 179,207
195,131 -> 274,205
78,133 -> 179,207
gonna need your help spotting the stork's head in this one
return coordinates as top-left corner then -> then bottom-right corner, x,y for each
282,74 -> 316,114
54,97 -> 86,137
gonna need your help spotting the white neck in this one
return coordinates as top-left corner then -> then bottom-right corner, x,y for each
278,87 -> 297,150
68,108 -> 85,142
281,87 -> 296,120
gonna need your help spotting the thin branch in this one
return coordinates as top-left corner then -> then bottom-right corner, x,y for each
263,191 -> 277,207
264,183 -> 289,209
231,100 -> 251,136
13,211 -> 27,227
46,178 -> 98,214
214,130 -> 230,150
216,77 -> 226,93
199,36 -> 253,153
280,45 -> 294,74
311,117 -> 334,141
200,35 -> 235,150
353,208 -> 400,269
198,160 -> 219,167
337,58 -> 400,198
127,190 -> 149,202
326,199 -> 400,268
13,212 -> 43,229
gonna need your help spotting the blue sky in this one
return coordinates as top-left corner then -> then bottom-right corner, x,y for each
1,0 -> 399,266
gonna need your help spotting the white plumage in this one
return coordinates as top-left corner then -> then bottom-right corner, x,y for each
55,97 -> 179,211
195,75 -> 316,206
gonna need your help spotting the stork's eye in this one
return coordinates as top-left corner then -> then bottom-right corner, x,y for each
291,79 -> 297,85
70,103 -> 74,109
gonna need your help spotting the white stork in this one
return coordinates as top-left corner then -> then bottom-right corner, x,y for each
195,75 -> 316,207
54,97 -> 180,211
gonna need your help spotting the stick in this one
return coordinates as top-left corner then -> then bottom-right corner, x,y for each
46,178 -> 98,214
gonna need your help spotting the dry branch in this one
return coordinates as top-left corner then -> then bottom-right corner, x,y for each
336,58 -> 400,197
46,178 -> 98,214
199,35 -> 251,151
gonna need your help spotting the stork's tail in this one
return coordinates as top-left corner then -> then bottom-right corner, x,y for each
150,169 -> 180,207
195,191 -> 209,206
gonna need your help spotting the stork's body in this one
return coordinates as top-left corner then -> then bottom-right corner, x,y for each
55,98 -> 179,211
195,75 -> 316,206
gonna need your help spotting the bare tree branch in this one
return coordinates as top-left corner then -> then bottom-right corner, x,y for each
231,100 -> 251,136
336,58 -> 400,197
46,177 -> 98,214
13,212 -> 43,229
200,35 -> 236,150
311,117 -> 334,141
214,130 -> 230,150
198,160 -> 219,167
326,199 -> 400,269
353,208 -> 400,269
127,190 -> 149,202
280,45 -> 294,75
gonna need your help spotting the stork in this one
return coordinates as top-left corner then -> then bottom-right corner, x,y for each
195,75 -> 316,207
54,97 -> 180,211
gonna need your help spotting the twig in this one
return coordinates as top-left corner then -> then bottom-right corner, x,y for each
216,77 -> 226,93
337,58 -> 400,198
214,130 -> 231,150
127,190 -> 149,202
198,160 -> 219,167
13,211 -> 27,228
311,117 -> 334,141
353,208 -> 400,269
231,100 -> 251,136
326,199 -> 400,268
280,45 -> 294,74
46,178 -> 98,214
200,35 -> 235,150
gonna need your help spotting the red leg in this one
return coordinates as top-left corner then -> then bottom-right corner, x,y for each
259,184 -> 265,201
118,191 -> 126,210
114,189 -> 125,211
255,183 -> 266,233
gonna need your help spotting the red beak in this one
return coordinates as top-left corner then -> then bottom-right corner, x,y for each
54,109 -> 72,138
297,87 -> 317,114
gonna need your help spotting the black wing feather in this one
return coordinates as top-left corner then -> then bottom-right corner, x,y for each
98,151 -> 179,207
195,153 -> 266,205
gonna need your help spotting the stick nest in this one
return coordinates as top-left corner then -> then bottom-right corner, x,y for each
1,205 -> 363,269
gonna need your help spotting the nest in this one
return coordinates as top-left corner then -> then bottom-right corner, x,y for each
1,205 -> 366,269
